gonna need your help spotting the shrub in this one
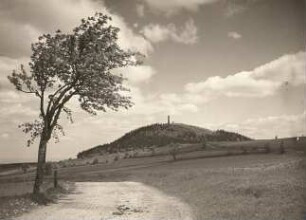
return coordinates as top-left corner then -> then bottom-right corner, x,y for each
114,155 -> 119,161
92,158 -> 99,165
279,141 -> 285,154
169,144 -> 178,161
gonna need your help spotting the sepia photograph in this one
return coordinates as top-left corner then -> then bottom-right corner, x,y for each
0,0 -> 305,219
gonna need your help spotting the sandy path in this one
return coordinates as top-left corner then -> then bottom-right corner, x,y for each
14,182 -> 193,220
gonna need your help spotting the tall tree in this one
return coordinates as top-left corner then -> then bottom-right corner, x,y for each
8,13 -> 141,195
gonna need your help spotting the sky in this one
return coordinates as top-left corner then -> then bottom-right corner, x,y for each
0,0 -> 305,163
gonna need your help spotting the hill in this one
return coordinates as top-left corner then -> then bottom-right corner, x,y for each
77,123 -> 251,159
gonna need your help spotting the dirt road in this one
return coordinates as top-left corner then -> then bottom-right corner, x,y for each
14,182 -> 193,220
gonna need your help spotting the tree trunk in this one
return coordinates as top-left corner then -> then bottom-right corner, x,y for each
33,135 -> 49,195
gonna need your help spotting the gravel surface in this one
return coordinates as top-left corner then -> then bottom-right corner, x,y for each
14,182 -> 193,220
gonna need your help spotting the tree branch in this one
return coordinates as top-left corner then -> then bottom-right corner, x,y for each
18,88 -> 37,94
47,61 -> 80,115
50,90 -> 77,130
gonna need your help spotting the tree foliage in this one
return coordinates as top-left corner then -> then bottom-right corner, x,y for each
8,13 -> 140,146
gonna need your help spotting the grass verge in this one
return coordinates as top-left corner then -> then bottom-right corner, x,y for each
0,181 -> 74,219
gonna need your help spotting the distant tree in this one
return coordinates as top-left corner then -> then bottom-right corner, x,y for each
169,143 -> 178,161
279,140 -> 285,154
114,155 -> 119,162
7,13 -> 141,195
123,152 -> 129,159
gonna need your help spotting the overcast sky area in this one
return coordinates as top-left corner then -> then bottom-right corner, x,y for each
0,0 -> 305,163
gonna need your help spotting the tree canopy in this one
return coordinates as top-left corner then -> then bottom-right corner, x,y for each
8,13 -> 141,146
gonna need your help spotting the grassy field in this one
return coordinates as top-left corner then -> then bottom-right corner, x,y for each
0,139 -> 305,220
51,153 -> 305,220
139,154 -> 305,220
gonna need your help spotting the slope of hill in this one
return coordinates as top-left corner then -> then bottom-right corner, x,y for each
77,123 -> 251,159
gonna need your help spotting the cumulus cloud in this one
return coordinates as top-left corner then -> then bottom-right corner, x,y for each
113,65 -> 156,84
122,88 -> 199,116
185,51 -> 306,101
113,17 -> 153,56
141,0 -> 219,15
228,31 -> 242,40
0,57 -> 39,124
225,2 -> 247,17
141,0 -> 253,17
141,0 -> 256,17
0,103 -> 37,118
0,57 -> 38,116
141,19 -> 198,44
224,0 -> 266,17
158,93 -> 199,114
142,24 -> 172,43
136,4 -> 145,17
1,133 -> 9,139
0,0 -> 152,58
206,112 -> 306,139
